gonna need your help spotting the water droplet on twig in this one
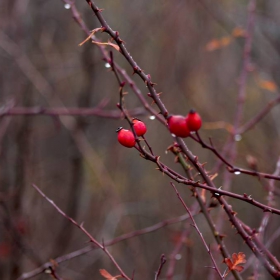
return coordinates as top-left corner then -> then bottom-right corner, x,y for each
175,254 -> 181,260
234,134 -> 242,141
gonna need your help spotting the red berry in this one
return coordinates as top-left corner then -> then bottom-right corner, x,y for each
186,109 -> 202,131
167,115 -> 190,138
116,127 -> 136,148
132,118 -> 147,136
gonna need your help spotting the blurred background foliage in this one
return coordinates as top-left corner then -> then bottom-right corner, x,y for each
0,0 -> 280,279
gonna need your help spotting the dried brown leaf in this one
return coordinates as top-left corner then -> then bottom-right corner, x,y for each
79,28 -> 104,46
224,252 -> 246,277
232,27 -> 247,37
258,79 -> 277,92
91,40 -> 120,52
99,269 -> 122,280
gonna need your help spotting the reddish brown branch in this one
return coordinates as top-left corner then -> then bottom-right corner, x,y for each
176,138 -> 280,278
61,0 -> 165,124
18,212 -> 193,280
32,184 -> 131,280
155,254 -> 167,280
171,183 -> 224,279
80,1 -> 280,218
59,1 -> 280,279
172,150 -> 242,280
192,132 -> 280,181
84,0 -> 169,118
0,106 -> 145,118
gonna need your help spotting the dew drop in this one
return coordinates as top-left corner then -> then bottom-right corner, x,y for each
234,171 -> 241,175
175,254 -> 181,260
149,115 -> 156,120
234,134 -> 242,141
64,3 -> 71,9
105,62 -> 111,68
171,133 -> 176,137
45,268 -> 52,274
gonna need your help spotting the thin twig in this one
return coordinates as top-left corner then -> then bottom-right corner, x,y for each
170,183 -> 224,280
58,1 -> 280,279
176,138 -> 280,278
193,132 -> 280,181
32,184 -> 131,280
84,0 -> 169,118
155,254 -> 167,280
238,95 -> 280,134
0,106 -> 145,118
18,208 -> 194,280
172,149 -> 242,280
61,0 -> 165,125
166,223 -> 191,280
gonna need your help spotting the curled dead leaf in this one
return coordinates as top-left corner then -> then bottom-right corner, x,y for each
79,27 -> 104,46
99,269 -> 122,280
91,40 -> 120,52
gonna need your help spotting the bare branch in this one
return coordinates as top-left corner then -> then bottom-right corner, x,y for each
32,184 -> 131,280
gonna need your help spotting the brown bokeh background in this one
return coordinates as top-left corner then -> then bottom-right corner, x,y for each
0,0 -> 280,279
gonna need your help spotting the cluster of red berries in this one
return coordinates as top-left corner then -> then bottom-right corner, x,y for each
116,110 -> 202,148
116,118 -> 147,148
167,109 -> 202,138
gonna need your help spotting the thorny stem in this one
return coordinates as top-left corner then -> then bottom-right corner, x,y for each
1,0 -> 278,279
109,51 -> 143,150
54,1 -> 280,279
258,157 -> 280,237
176,138 -> 280,278
81,3 -> 280,277
152,151 -> 280,215
240,219 -> 280,272
61,0 -> 165,125
254,157 -> 280,277
18,212 -> 194,280
193,132 -> 280,181
209,3 -> 256,278
85,0 -> 169,118
174,151 -> 242,280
